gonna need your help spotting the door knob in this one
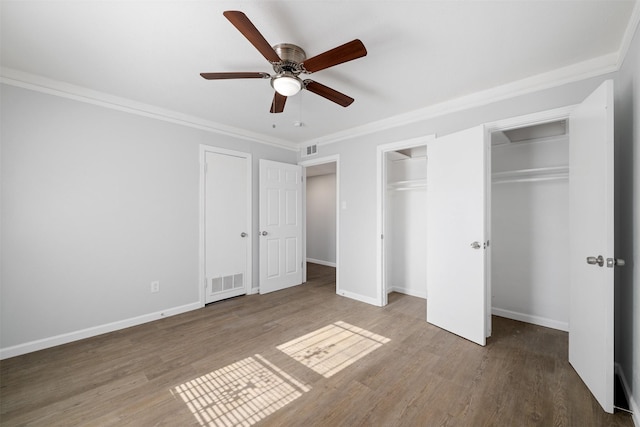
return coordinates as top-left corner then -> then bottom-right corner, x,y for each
261,231 -> 268,236
470,241 -> 481,249
606,258 -> 625,268
240,232 -> 247,238
586,255 -> 604,267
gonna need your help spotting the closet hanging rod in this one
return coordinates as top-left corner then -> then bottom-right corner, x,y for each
492,165 -> 568,184
387,179 -> 427,190
493,175 -> 568,184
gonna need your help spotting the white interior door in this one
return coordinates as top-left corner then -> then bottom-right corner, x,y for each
204,150 -> 251,304
259,159 -> 303,294
568,79 -> 615,413
426,125 -> 489,346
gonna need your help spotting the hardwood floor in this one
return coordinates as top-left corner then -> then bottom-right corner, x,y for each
0,263 -> 632,426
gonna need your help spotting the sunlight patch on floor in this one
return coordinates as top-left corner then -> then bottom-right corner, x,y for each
277,321 -> 390,378
172,354 -> 310,427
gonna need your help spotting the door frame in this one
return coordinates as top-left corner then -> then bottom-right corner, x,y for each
299,155 -> 340,294
198,145 -> 253,307
376,135 -> 435,307
484,105 -> 576,334
484,105 -> 576,134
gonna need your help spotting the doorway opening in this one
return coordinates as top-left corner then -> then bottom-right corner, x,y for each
300,155 -> 339,294
490,120 -> 570,331
377,136 -> 433,307
384,146 -> 428,299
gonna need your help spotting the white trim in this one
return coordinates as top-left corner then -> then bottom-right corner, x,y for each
0,67 -> 297,152
338,290 -> 382,307
484,105 -> 576,133
0,302 -> 201,360
199,145 -> 253,307
302,167 -> 308,284
492,307 -> 568,332
306,55 -> 616,148
306,258 -> 337,268
299,155 -> 340,295
616,0 -> 640,70
387,287 -> 427,300
376,135 -> 436,307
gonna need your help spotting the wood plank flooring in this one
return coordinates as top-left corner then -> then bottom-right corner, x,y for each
0,263 -> 632,426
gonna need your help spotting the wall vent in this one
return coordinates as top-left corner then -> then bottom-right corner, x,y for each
210,274 -> 243,294
302,144 -> 318,157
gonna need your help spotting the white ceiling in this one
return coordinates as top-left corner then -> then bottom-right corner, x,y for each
1,1 -> 638,148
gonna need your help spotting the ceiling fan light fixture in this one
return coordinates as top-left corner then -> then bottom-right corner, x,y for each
272,73 -> 303,96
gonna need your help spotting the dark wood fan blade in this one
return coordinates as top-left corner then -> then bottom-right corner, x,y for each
223,11 -> 281,63
304,80 -> 354,107
200,72 -> 270,80
302,39 -> 367,73
270,92 -> 287,113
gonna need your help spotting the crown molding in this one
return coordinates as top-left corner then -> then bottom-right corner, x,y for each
0,67 -> 298,152
617,0 -> 640,69
305,52 -> 620,148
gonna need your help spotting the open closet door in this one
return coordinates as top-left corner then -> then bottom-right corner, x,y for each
259,159 -> 303,294
568,79 -> 615,413
426,125 -> 489,346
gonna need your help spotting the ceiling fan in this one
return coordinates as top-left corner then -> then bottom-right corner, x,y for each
200,11 -> 367,113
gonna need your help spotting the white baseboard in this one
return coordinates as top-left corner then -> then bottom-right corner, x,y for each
491,307 -> 568,331
616,363 -> 639,425
338,289 -> 382,307
387,286 -> 427,299
0,302 -> 201,360
306,258 -> 337,268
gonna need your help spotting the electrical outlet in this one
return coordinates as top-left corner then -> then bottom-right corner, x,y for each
150,281 -> 160,293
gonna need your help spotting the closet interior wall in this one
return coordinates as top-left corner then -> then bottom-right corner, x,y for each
385,147 -> 427,299
491,123 -> 570,331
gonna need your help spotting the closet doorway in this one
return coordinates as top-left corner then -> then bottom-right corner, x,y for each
377,136 -> 434,306
300,155 -> 340,293
490,120 -> 570,331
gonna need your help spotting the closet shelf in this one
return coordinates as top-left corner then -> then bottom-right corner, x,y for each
387,179 -> 427,191
492,166 -> 569,184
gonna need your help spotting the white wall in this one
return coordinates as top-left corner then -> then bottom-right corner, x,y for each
0,84 -> 296,357
491,136 -> 570,330
306,173 -> 336,266
613,21 -> 640,422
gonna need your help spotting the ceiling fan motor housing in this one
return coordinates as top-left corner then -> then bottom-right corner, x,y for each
272,43 -> 306,75
201,11 -> 367,111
